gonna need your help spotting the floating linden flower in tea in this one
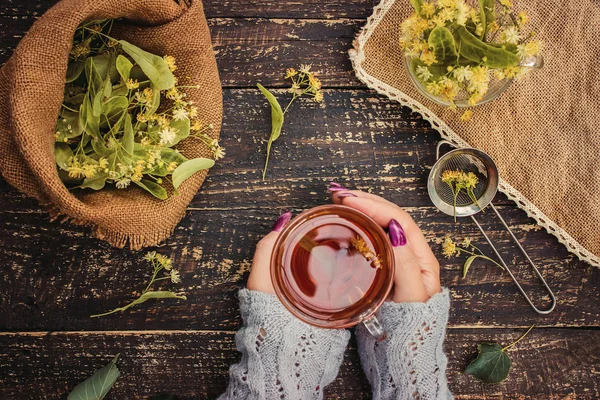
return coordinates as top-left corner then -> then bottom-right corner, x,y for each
351,236 -> 382,269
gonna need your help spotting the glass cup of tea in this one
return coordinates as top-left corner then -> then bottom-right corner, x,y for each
270,204 -> 395,340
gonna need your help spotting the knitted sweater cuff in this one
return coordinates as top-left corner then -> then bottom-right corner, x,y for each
356,288 -> 453,400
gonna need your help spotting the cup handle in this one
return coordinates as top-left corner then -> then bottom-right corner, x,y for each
519,54 -> 544,69
363,314 -> 387,341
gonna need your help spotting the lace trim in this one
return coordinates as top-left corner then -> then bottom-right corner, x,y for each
349,0 -> 600,268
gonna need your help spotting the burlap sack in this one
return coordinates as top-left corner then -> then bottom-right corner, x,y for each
0,0 -> 222,249
351,0 -> 600,267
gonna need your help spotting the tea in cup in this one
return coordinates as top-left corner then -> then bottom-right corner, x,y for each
270,205 -> 395,339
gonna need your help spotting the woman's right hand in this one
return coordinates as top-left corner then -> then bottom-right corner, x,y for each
329,183 -> 441,303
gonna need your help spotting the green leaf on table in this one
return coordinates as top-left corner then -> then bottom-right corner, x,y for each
464,325 -> 535,384
66,60 -> 85,83
116,54 -> 133,82
462,255 -> 478,278
455,26 -> 519,69
119,41 -> 175,90
257,83 -> 284,180
135,179 -> 168,200
67,354 -> 121,400
90,291 -> 187,318
55,142 -> 74,170
464,343 -> 510,383
428,26 -> 458,64
172,158 -> 215,189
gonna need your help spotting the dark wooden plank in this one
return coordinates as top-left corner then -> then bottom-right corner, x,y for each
0,16 -> 363,88
1,201 -> 597,331
0,88 -> 513,210
1,328 -> 598,399
0,0 -> 376,19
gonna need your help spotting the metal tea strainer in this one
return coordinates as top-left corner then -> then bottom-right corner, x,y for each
428,140 -> 556,314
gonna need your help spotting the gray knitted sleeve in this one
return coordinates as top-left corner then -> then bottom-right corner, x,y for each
356,288 -> 453,400
219,289 -> 351,400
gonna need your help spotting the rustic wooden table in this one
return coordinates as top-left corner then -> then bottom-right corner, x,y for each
1,1 -> 599,399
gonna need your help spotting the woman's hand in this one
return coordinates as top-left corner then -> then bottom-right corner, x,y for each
248,184 -> 441,303
330,183 -> 441,303
246,211 -> 291,294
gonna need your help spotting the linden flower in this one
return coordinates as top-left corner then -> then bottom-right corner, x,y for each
308,73 -> 322,90
126,79 -> 139,90
420,2 -> 435,18
214,146 -> 226,160
172,107 -> 189,121
116,177 -> 131,189
163,55 -> 177,72
453,66 -> 473,83
500,26 -> 521,45
299,64 -> 312,74
517,11 -> 530,25
499,0 -> 513,8
461,237 -> 472,248
487,21 -> 499,34
517,41 -> 542,58
285,68 -> 298,78
416,65 -> 434,81
455,1 -> 471,26
166,87 -> 182,101
314,90 -> 324,103
420,49 -> 437,66
98,157 -> 108,169
83,164 -> 97,179
460,110 -> 473,122
442,237 -> 458,258
189,106 -> 198,119
159,126 -> 179,145
170,269 -> 181,283
166,162 -> 178,172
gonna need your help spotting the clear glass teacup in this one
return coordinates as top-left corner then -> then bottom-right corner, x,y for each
270,205 -> 395,340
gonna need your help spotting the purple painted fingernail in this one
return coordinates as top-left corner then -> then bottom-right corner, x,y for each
336,192 -> 358,198
272,211 -> 292,232
327,181 -> 348,192
388,219 -> 407,247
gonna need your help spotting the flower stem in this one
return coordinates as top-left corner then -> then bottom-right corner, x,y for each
502,325 -> 535,351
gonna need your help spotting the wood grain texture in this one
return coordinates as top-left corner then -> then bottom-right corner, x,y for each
0,17 -> 363,87
0,0 -> 598,399
0,0 -> 377,19
1,329 -> 598,399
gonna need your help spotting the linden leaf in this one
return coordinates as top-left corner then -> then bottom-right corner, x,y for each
119,41 -> 175,90
80,173 -> 109,190
464,343 -> 510,383
116,54 -> 133,82
66,60 -> 85,83
67,354 -> 120,400
462,255 -> 478,278
478,0 -> 496,39
428,26 -> 458,64
169,117 -> 191,146
456,26 -> 519,69
465,325 -> 535,384
134,179 -> 168,200
257,83 -> 284,180
172,158 -> 215,189
410,0 -> 423,13
55,143 -> 74,171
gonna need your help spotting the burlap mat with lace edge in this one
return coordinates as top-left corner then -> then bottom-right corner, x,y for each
0,0 -> 222,250
350,0 -> 600,267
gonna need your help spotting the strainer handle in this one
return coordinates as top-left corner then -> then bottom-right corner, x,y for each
435,140 -> 456,160
470,205 -> 557,314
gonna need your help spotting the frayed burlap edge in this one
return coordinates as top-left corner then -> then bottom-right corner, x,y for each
349,0 -> 600,268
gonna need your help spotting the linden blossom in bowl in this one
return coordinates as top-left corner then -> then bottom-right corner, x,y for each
401,0 -> 543,109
